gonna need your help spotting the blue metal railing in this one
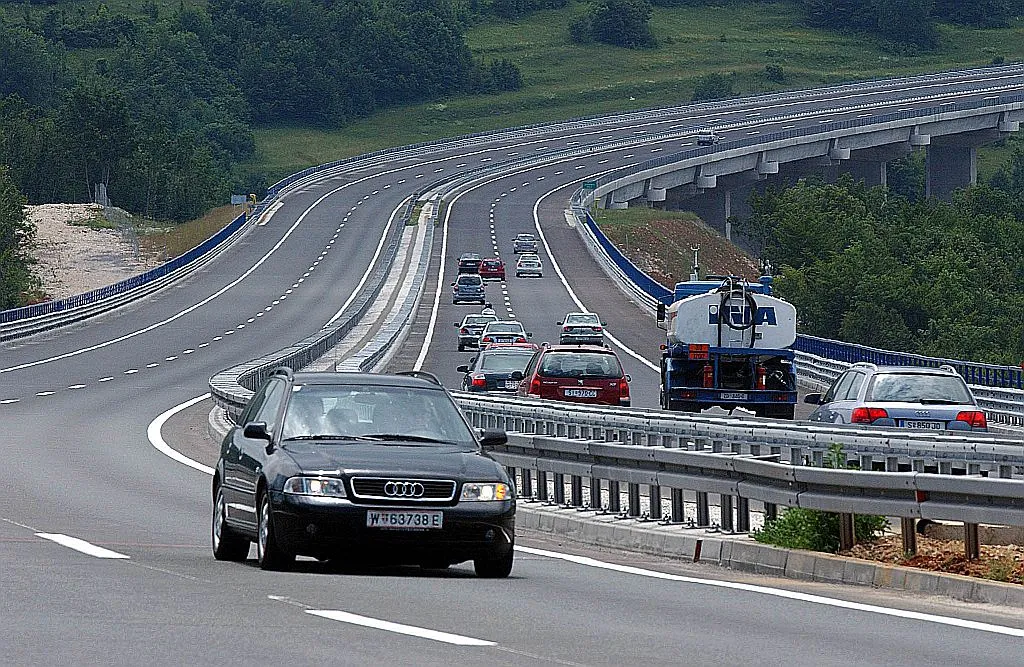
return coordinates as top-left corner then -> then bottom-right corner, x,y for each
0,212 -> 247,324
581,214 -> 1024,390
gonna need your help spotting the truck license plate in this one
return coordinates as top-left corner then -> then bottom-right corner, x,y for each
721,392 -> 748,401
565,388 -> 598,398
366,511 -> 443,530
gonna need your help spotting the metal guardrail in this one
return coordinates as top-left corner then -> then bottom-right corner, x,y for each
0,212 -> 249,340
490,433 -> 1024,536
454,392 -> 1024,475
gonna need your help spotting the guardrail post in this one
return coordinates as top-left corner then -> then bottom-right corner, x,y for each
671,489 -> 685,523
608,481 -> 621,513
649,485 -> 661,520
553,473 -> 566,505
839,513 -> 855,551
696,492 -> 710,527
964,523 -> 980,560
589,477 -> 602,509
571,475 -> 583,507
536,471 -> 548,502
712,439 -> 725,454
521,469 -> 533,498
720,495 -> 734,532
764,503 -> 778,523
901,518 -> 917,556
628,484 -> 641,517
736,497 -> 750,533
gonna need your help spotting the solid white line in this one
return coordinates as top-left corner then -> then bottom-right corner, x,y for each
147,394 -> 215,475
517,546 -> 1024,638
531,184 -> 658,371
257,201 -> 284,226
36,533 -> 130,559
306,610 -> 496,646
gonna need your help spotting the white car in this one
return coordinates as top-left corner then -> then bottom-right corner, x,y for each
696,128 -> 721,146
558,312 -> 606,345
478,321 -> 532,346
516,257 -> 543,277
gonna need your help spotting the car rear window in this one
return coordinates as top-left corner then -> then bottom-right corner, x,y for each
867,374 -> 973,404
565,314 -> 598,325
483,260 -> 501,267
480,351 -> 534,371
465,315 -> 495,325
457,275 -> 482,285
538,352 -> 622,379
486,323 -> 525,333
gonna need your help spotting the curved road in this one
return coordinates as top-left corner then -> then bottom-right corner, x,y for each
3,67 -> 1024,664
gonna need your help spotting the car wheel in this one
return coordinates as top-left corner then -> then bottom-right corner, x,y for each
257,490 -> 294,571
457,343 -> 464,351
212,484 -> 250,561
474,544 -> 514,578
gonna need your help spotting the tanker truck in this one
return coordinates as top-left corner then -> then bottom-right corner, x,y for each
656,270 -> 798,419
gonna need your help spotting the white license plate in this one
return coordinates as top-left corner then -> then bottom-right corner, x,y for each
504,379 -> 519,390
564,388 -> 599,398
904,420 -> 944,430
721,392 -> 748,401
366,511 -> 443,530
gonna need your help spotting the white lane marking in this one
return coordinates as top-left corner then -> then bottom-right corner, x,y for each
0,399 -> 20,404
532,184 -> 658,371
124,369 -> 139,375
258,201 -> 284,226
68,384 -> 87,390
98,376 -> 114,382
36,391 -> 55,396
518,546 -> 1024,638
166,355 -> 178,361
325,198 -> 409,326
147,394 -> 215,475
306,610 -> 495,646
146,363 -> 159,368
36,533 -> 130,559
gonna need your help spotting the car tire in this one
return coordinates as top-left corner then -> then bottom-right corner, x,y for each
474,544 -> 514,578
457,343 -> 464,351
212,484 -> 250,561
257,490 -> 294,571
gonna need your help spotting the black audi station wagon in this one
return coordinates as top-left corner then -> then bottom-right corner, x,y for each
212,368 -> 516,577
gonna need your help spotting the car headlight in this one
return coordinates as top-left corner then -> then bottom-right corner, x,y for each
283,476 -> 347,497
460,482 -> 512,502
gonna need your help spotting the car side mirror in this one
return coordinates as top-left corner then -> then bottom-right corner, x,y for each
457,365 -> 470,373
450,282 -> 456,286
477,429 -> 508,451
510,371 -> 524,381
804,393 -> 822,405
656,302 -> 666,325
625,374 -> 631,382
526,332 -> 533,338
243,421 -> 270,441
602,321 -> 608,326
454,322 -> 460,327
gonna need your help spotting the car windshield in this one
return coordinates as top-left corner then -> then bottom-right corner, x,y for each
464,315 -> 496,325
565,314 -> 599,325
479,351 -> 534,371
867,374 -> 973,404
485,323 -> 525,333
457,275 -> 481,285
280,384 -> 476,445
539,352 -> 622,379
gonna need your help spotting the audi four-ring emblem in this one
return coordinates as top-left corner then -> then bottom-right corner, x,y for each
384,481 -> 425,497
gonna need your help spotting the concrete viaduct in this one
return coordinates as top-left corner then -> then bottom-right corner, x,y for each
586,97 -> 1024,240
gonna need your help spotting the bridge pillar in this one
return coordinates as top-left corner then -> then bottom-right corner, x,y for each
926,144 -> 976,201
842,159 -> 887,187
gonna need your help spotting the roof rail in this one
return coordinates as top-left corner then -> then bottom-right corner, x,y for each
396,370 -> 442,386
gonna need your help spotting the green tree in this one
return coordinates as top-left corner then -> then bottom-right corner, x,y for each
0,167 -> 39,309
691,72 -> 733,101
572,0 -> 655,48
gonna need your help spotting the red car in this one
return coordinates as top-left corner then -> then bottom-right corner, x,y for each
515,344 -> 630,406
479,257 -> 506,281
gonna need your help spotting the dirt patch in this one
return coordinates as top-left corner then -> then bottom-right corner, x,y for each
596,212 -> 760,287
27,203 -> 163,301
843,534 -> 1024,585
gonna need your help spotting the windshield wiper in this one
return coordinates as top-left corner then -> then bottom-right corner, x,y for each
356,434 -> 451,444
281,434 -> 359,441
918,399 -> 961,405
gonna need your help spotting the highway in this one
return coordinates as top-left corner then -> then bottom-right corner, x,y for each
3,67 -> 1024,663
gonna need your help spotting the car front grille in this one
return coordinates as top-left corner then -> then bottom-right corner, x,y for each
350,477 -> 457,502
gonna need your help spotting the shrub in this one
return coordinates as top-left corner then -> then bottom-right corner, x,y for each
765,63 -> 785,83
